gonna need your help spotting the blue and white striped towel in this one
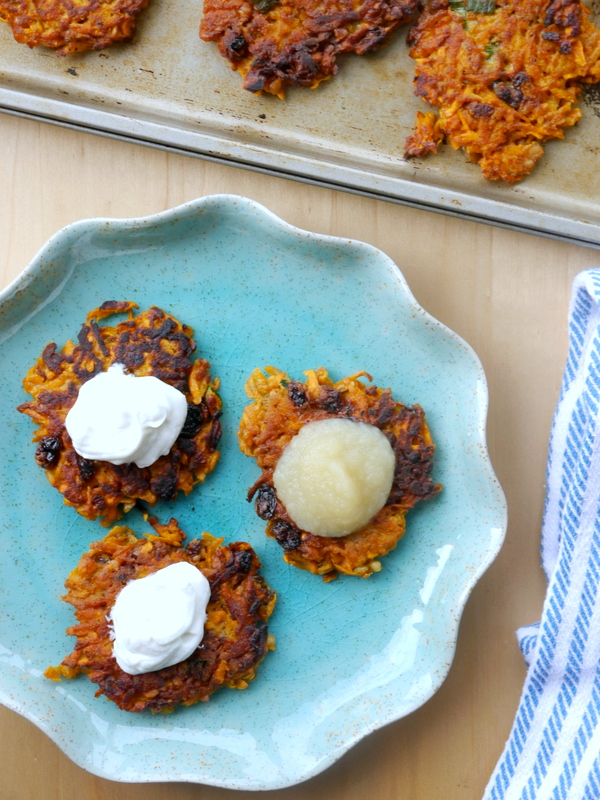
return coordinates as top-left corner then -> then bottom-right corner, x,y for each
483,269 -> 600,800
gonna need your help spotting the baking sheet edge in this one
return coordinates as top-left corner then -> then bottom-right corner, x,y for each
2,86 -> 599,250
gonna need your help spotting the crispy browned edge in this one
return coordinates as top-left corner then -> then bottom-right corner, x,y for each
45,517 -> 276,713
18,301 -> 222,525
200,0 -> 421,98
238,366 -> 441,581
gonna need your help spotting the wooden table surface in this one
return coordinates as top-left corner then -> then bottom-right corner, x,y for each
2,111 -> 599,800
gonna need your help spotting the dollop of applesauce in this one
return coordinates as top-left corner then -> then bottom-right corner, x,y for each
273,418 -> 395,538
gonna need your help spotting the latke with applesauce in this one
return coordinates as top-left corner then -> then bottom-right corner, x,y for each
238,366 -> 441,581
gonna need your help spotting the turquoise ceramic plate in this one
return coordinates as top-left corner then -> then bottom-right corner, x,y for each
0,196 -> 506,790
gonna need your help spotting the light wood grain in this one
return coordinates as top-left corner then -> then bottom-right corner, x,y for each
2,111 -> 599,800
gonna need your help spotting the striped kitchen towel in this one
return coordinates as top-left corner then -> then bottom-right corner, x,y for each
483,269 -> 600,800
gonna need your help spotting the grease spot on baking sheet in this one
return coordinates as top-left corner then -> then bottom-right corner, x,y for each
583,84 -> 600,119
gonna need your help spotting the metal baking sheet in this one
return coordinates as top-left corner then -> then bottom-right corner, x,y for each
1,0 -> 600,246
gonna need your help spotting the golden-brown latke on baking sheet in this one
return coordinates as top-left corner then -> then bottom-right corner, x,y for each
238,366 -> 441,581
200,0 -> 421,98
405,0 -> 600,183
0,0 -> 150,54
45,517 -> 276,713
18,301 -> 222,525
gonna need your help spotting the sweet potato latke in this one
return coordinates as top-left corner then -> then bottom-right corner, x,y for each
18,302 -> 222,525
238,367 -> 441,581
200,0 -> 421,98
0,0 -> 149,54
45,518 -> 276,712
404,0 -> 600,183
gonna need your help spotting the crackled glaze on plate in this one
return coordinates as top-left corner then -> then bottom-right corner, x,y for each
0,195 -> 506,789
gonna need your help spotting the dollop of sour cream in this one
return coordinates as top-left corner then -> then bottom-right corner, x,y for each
110,562 -> 211,675
273,418 -> 396,538
65,363 -> 188,468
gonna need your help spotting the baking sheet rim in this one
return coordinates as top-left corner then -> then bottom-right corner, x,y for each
2,86 -> 599,249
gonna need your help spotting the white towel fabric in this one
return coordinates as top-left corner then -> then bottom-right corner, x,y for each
483,270 -> 600,800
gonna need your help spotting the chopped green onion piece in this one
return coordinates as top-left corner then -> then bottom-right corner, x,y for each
450,0 -> 467,15
465,0 -> 496,13
484,41 -> 499,58
252,0 -> 277,12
